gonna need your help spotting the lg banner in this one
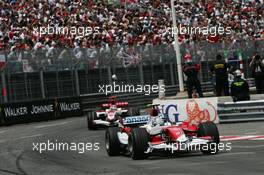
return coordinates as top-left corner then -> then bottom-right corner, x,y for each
156,97 -> 219,124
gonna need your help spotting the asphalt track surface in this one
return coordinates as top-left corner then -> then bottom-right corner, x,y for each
0,117 -> 263,175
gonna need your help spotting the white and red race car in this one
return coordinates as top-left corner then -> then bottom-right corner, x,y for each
87,96 -> 139,130
105,105 -> 220,160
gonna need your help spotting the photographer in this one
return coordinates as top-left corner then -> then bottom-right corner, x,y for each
249,54 -> 264,94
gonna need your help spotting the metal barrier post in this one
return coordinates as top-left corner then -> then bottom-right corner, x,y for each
1,72 -> 8,103
40,70 -> 45,99
74,69 -> 80,96
149,46 -> 154,85
171,0 -> 184,92
108,66 -> 112,84
170,63 -> 175,85
199,61 -> 204,83
24,73 -> 29,99
85,69 -> 90,94
56,71 -> 60,97
162,58 -> 166,82
139,63 -> 144,85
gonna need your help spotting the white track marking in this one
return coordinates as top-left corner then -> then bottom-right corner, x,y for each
245,132 -> 258,135
220,135 -> 264,141
0,130 -> 9,134
132,160 -> 164,165
34,122 -> 68,129
179,161 -> 229,166
15,134 -> 44,140
141,166 -> 162,171
222,136 -> 257,141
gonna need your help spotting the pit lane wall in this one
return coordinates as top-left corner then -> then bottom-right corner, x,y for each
0,97 -> 83,125
153,97 -> 219,124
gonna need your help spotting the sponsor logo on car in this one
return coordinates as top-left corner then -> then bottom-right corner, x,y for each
123,115 -> 149,125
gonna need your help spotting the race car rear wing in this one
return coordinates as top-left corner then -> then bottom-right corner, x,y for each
101,102 -> 129,108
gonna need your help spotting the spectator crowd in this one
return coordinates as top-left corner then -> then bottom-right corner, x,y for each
0,0 -> 263,71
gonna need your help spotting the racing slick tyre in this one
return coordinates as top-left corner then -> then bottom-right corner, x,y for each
128,128 -> 150,160
87,112 -> 97,130
198,121 -> 220,155
105,127 -> 121,156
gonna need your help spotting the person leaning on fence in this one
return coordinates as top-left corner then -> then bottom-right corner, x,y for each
210,54 -> 230,96
231,69 -> 250,102
249,54 -> 264,94
183,54 -> 203,98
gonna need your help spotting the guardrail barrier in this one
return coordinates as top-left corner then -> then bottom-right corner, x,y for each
218,100 -> 264,123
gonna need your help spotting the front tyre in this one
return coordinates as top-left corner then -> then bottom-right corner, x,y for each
105,127 -> 121,156
198,121 -> 220,155
128,128 -> 150,160
87,112 -> 97,130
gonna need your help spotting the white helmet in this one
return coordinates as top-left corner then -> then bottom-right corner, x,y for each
234,69 -> 242,77
155,114 -> 165,126
112,74 -> 117,80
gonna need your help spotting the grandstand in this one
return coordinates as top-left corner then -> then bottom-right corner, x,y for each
0,0 -> 263,102
0,0 -> 263,54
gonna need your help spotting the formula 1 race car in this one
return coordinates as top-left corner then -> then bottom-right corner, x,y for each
87,96 -> 139,130
105,105 -> 220,160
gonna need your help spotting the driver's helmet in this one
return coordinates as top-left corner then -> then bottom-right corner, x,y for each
110,105 -> 117,110
155,114 -> 165,126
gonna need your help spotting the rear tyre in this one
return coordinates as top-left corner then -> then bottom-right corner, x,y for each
128,128 -> 150,160
198,121 -> 220,154
87,112 -> 97,130
105,127 -> 121,156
